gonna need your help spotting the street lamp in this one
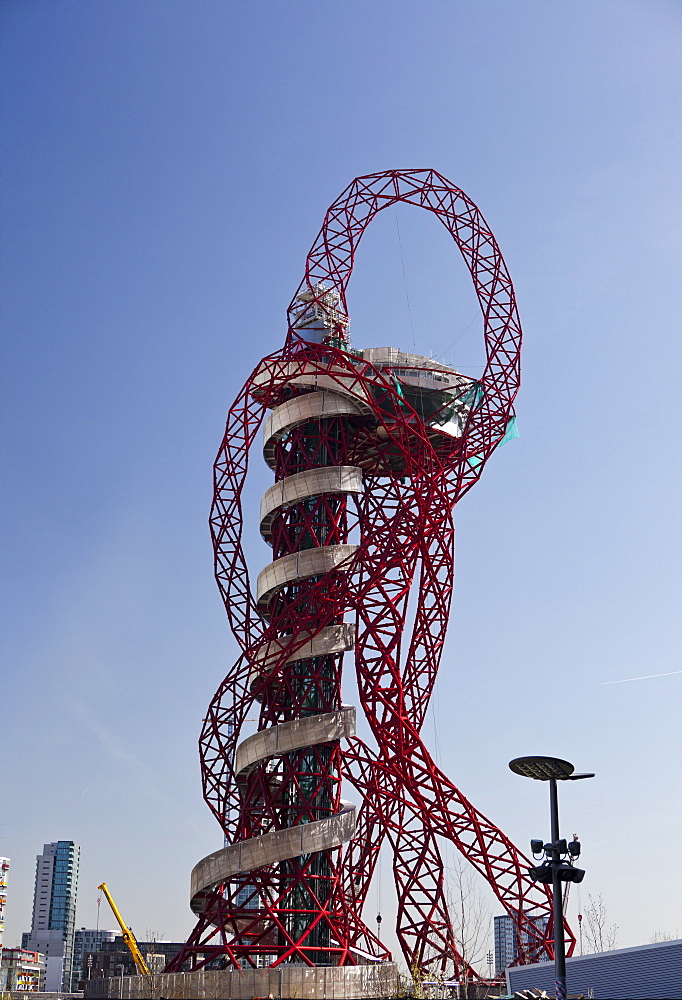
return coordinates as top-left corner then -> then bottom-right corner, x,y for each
116,963 -> 125,1000
509,755 -> 595,1000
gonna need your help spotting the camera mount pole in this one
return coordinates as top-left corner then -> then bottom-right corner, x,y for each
509,756 -> 595,1000
549,777 -> 567,1000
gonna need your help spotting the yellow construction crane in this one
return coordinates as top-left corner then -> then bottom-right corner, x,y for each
97,882 -> 150,976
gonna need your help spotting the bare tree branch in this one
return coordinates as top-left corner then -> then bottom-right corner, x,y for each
445,858 -> 491,972
583,893 -> 618,953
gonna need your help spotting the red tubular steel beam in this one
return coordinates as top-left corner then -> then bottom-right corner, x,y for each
168,170 -> 574,979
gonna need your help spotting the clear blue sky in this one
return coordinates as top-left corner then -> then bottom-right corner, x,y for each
2,0 -> 680,962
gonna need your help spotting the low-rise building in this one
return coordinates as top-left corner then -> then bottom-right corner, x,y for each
0,947 -> 45,991
506,938 -> 682,1000
71,928 -> 117,990
84,938 -> 184,980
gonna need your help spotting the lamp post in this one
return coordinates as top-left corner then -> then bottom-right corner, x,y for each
509,756 -> 594,1000
116,963 -> 125,1000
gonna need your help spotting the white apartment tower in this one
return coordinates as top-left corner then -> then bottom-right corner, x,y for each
22,841 -> 80,992
0,857 -> 9,950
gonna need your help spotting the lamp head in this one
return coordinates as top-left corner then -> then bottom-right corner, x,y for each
509,756 -> 575,780
509,756 -> 595,781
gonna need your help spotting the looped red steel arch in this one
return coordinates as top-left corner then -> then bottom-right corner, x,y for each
169,169 -> 574,979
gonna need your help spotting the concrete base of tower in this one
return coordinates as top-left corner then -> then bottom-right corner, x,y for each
84,962 -> 401,1000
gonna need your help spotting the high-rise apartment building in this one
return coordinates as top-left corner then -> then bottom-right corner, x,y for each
22,841 -> 80,992
0,857 -> 9,950
494,914 -> 517,976
494,913 -> 550,977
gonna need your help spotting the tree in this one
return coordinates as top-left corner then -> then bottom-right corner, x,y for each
445,858 -> 492,974
582,893 -> 618,953
411,857 -> 491,999
650,929 -> 677,943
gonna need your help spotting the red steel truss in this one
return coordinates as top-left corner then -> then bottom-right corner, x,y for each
169,170 -> 575,979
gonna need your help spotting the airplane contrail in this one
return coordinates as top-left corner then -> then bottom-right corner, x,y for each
598,670 -> 682,686
80,767 -> 106,796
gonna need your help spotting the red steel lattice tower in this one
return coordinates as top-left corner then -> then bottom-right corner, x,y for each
169,169 -> 575,978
